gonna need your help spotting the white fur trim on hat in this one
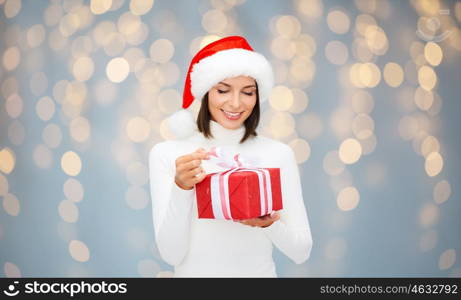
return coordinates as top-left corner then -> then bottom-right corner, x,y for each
167,109 -> 197,139
190,48 -> 274,103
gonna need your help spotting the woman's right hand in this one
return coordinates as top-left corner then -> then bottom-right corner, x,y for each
175,148 -> 209,190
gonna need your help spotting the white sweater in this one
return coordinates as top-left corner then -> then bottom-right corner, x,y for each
149,120 -> 313,277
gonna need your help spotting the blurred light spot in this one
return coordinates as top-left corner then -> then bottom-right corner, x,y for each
290,56 -> 316,84
94,79 -> 118,106
106,57 -> 130,83
202,9 -> 227,33
61,151 -> 82,176
70,116 -> 91,143
351,37 -> 374,62
355,0 -> 376,13
58,200 -> 79,223
48,28 -> 69,51
419,202 -> 440,228
425,152 -> 443,177
364,25 -> 388,55
0,148 -> 16,174
103,32 -> 126,56
126,162 -> 149,186
4,262 -> 21,278
420,230 -> 437,252
325,40 -> 348,65
424,42 -> 443,66
118,12 -> 142,40
294,34 -> 317,58
295,0 -> 323,21
42,123 -> 62,149
359,63 -> 381,88
3,193 -> 20,216
414,87 -> 434,111
383,62 -> 404,87
352,113 -> 374,139
418,65 -> 437,91
36,96 -> 55,121
8,120 -> 25,146
270,112 -> 295,138
323,150 -> 345,176
327,10 -> 350,34
123,47 -> 145,71
27,24 -> 46,48
149,38 -> 174,64
90,0 -> 112,15
44,4 -> 63,27
439,249 -> 456,270
65,81 -> 87,106
398,115 -> 419,140
433,180 -> 451,205
359,133 -> 377,155
351,90 -> 374,114
130,0 -> 154,15
275,15 -> 301,38
325,237 -> 347,260
159,119 -> 175,140
4,0 -> 21,18
337,186 -> 360,211
271,37 -> 296,60
330,106 -> 354,139
137,259 -> 160,277
72,56 -> 94,82
126,116 -> 151,142
157,271 -> 174,278
30,72 -> 48,96
288,138 -> 311,164
69,240 -> 90,262
33,144 -> 53,169
0,174 -> 8,196
157,89 -> 181,114
420,135 -> 439,158
64,178 -> 84,203
59,12 -> 81,37
339,138 -> 362,164
289,89 -> 309,114
5,94 -> 23,119
92,21 -> 116,46
270,85 -> 293,111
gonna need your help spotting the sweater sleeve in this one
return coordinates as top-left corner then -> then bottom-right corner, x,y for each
261,145 -> 313,264
149,143 -> 195,266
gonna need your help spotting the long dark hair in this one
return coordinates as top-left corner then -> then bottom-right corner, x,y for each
196,82 -> 260,144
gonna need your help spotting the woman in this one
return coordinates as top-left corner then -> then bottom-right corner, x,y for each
149,36 -> 313,277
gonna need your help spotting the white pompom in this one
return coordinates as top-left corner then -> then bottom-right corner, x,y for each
167,109 -> 197,139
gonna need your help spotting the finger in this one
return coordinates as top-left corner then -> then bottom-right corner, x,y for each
187,166 -> 203,177
192,171 -> 207,184
177,159 -> 203,174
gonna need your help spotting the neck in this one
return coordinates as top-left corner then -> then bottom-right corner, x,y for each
206,120 -> 245,145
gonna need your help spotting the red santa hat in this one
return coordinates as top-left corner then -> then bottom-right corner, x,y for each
167,36 -> 274,138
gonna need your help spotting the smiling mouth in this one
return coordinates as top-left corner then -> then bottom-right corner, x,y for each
221,109 -> 243,120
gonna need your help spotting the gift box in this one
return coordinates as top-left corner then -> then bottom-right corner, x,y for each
195,167 -> 283,220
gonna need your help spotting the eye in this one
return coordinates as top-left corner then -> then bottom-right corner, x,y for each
243,92 -> 254,96
217,89 -> 228,94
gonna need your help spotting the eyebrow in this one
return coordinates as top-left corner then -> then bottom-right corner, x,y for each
218,82 -> 256,89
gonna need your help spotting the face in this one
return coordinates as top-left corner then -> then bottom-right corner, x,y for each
207,75 -> 257,130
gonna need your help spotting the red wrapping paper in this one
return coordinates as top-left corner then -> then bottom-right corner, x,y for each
195,168 -> 283,220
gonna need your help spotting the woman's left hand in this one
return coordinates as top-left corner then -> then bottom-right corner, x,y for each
238,212 -> 280,228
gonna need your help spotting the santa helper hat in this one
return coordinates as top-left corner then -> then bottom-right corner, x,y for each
168,36 -> 274,138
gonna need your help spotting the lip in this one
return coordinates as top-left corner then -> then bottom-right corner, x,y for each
221,109 -> 243,120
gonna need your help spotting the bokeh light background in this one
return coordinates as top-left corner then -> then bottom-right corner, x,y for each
1,0 -> 461,277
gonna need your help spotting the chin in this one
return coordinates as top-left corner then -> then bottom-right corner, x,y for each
218,119 -> 244,129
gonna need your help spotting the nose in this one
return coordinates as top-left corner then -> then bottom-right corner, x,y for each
229,90 -> 241,110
